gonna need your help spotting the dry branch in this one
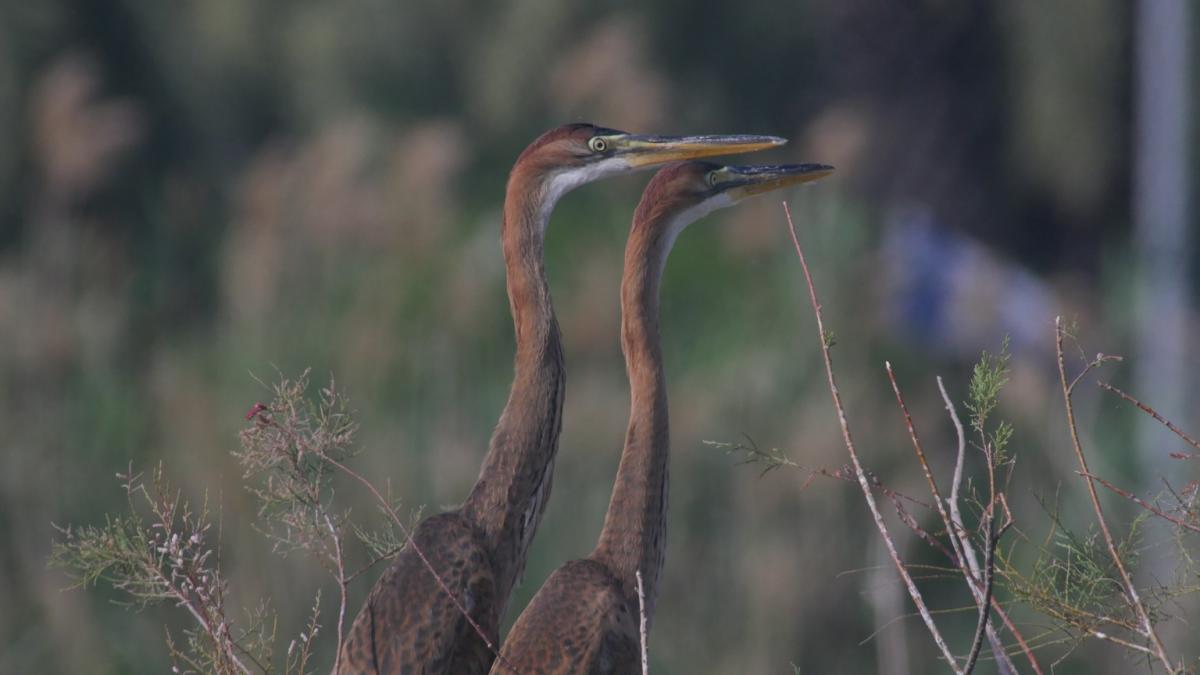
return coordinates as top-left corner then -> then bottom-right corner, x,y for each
637,569 -> 650,675
885,363 -> 1024,674
783,202 -> 963,674
938,377 -> 1043,675
1079,472 -> 1200,535
1054,317 -> 1175,673
1097,382 -> 1200,452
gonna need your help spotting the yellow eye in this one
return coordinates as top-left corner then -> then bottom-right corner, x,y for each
706,171 -> 718,187
588,137 -> 608,153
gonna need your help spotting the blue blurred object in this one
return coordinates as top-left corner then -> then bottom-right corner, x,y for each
881,205 -> 1057,360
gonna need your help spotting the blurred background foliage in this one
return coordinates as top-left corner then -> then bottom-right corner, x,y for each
1,1 -> 1197,672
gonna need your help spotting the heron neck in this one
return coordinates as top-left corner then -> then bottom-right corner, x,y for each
591,225 -> 671,627
462,173 -> 566,605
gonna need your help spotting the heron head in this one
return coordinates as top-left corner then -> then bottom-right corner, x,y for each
633,160 -> 834,250
516,123 -> 787,204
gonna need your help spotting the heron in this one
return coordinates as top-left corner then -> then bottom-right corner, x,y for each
337,125 -> 786,674
491,160 -> 833,674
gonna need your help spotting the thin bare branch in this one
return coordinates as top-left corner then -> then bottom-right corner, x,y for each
885,363 -> 961,565
165,571 -> 255,675
325,513 -> 348,675
886,364 -> 1018,675
1097,382 -> 1200,452
321,452 -> 515,674
990,598 -> 1042,675
637,569 -> 650,675
941,376 -> 970,547
784,202 -> 962,674
1054,317 -> 1174,672
1079,472 -> 1200,535
963,509 -> 1013,675
963,368 -> 1004,675
345,546 -> 404,584
938,377 -> 1042,675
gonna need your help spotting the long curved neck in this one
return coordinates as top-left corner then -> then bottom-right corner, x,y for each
462,167 -> 566,604
591,221 -> 673,626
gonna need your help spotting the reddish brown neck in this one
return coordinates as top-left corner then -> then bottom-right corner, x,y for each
591,219 -> 672,626
462,168 -> 566,606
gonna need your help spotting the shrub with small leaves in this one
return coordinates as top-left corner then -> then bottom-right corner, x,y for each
50,464 -> 263,674
965,337 -> 1010,437
51,371 -> 414,674
236,370 -> 359,566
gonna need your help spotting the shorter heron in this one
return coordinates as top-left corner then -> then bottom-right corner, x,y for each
492,160 -> 833,674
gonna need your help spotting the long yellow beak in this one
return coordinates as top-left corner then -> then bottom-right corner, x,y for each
716,163 -> 835,200
616,134 -> 786,167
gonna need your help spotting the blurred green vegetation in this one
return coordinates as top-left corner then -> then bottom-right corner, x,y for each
2,1 -> 1197,673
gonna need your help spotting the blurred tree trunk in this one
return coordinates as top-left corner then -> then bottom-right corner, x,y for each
1133,0 -> 1193,479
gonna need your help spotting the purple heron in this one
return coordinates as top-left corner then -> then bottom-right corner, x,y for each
338,126 -> 786,674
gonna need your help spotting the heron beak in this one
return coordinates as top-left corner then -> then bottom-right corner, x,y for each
716,163 -> 835,200
616,134 -> 787,167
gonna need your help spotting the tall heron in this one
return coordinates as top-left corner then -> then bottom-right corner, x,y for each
492,160 -> 833,674
337,126 -> 785,674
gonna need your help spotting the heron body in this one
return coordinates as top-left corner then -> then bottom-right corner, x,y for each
338,126 -> 785,675
493,160 -> 832,675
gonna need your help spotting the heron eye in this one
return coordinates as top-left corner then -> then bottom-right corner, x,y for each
588,137 -> 608,153
706,171 -> 718,187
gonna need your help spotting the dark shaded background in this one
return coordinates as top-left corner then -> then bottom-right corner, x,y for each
1,1 -> 1196,672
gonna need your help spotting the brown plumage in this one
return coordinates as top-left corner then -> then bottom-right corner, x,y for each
337,127 -> 786,675
494,160 -> 832,675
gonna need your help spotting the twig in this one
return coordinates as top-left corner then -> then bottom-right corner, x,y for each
325,513 -> 348,675
963,502 -> 1013,675
162,568 -> 254,675
141,471 -> 255,675
137,483 -> 254,675
1089,631 -> 1161,657
961,558 -> 993,674
962,368 -> 1007,675
881,489 -> 957,562
885,364 -> 964,567
637,569 -> 649,675
989,597 -> 1042,675
937,386 -> 1008,608
1079,472 -> 1200,534
940,375 -> 974,574
885,364 -> 1021,675
345,546 -> 405,584
938,376 -> 1042,675
1054,317 -> 1175,672
784,202 -> 962,674
1161,477 -> 1199,518
322,453 -> 516,674
1097,382 -> 1200,452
